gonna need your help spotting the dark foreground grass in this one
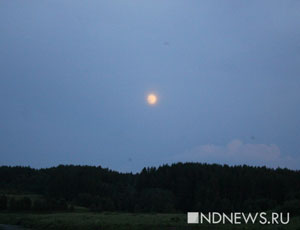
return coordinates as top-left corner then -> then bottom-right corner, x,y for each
0,212 -> 300,230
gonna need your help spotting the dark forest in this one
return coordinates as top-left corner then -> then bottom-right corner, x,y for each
1,163 -> 300,215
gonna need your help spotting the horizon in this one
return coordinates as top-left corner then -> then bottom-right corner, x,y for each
0,161 -> 299,174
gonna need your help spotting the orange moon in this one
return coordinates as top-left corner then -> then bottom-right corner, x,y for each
147,93 -> 158,105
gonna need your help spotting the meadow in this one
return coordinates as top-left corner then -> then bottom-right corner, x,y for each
0,211 -> 300,230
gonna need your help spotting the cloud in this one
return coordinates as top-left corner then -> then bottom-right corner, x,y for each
172,139 -> 299,170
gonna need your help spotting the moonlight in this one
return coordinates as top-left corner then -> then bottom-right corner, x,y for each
147,93 -> 158,105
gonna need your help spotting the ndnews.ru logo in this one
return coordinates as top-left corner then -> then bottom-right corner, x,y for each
187,212 -> 290,225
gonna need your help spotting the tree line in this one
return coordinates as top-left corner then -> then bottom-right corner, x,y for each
0,163 -> 300,214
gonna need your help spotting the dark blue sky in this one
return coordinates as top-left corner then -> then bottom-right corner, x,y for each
1,1 -> 300,172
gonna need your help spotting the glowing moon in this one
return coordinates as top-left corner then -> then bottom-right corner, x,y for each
147,93 -> 158,105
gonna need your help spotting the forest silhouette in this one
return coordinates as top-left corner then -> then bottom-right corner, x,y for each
1,163 -> 300,215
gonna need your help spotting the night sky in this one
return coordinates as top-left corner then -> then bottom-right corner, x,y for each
1,1 -> 300,172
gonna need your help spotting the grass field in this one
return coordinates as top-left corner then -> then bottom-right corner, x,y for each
0,212 -> 300,230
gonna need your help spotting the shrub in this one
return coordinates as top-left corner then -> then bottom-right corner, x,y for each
0,195 -> 8,210
8,197 -> 32,211
278,199 -> 300,217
